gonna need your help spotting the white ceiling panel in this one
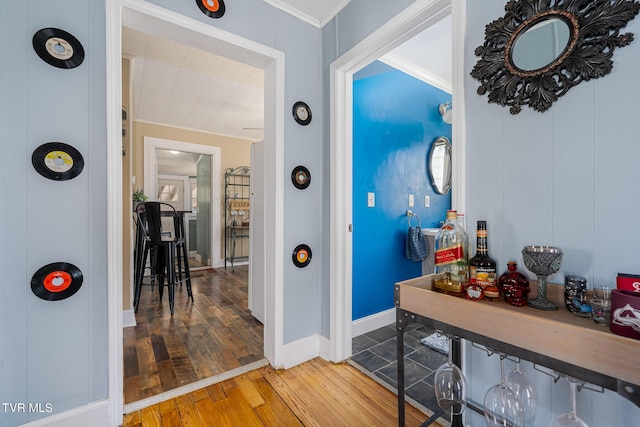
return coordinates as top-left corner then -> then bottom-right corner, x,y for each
122,3 -> 452,143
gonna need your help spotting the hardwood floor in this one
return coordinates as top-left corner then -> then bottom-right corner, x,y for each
123,357 -> 439,427
124,265 -> 263,404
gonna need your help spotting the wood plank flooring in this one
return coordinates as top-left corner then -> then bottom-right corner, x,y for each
124,265 -> 263,404
123,357 -> 439,427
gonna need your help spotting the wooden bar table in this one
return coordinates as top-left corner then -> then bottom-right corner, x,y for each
394,273 -> 640,427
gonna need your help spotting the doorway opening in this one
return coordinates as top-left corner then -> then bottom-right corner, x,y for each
143,137 -> 221,271
107,1 -> 286,421
329,0 -> 466,363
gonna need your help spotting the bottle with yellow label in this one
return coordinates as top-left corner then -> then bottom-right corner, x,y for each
469,220 -> 498,300
434,210 -> 469,293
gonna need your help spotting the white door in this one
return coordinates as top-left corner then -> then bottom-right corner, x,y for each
249,141 -> 265,323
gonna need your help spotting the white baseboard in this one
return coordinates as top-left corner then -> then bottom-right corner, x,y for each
318,334 -> 332,361
352,308 -> 396,338
19,399 -> 109,427
122,309 -> 136,328
280,334 -> 320,369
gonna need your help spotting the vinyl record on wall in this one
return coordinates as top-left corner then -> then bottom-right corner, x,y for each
292,101 -> 312,125
31,262 -> 83,301
196,0 -> 226,18
32,28 -> 85,69
292,244 -> 312,268
291,165 -> 311,189
32,142 -> 84,181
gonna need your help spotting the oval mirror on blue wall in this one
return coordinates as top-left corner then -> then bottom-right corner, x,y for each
428,136 -> 451,195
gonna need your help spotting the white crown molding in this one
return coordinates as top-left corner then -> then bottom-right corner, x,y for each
262,0 -> 351,28
263,0 -> 321,27
133,119 -> 262,142
378,51 -> 452,94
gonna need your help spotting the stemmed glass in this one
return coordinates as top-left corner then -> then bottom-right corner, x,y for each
433,336 -> 467,415
484,356 -> 524,427
549,380 -> 589,427
504,362 -> 538,425
521,245 -> 563,310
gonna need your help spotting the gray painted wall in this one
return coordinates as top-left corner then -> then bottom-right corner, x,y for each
464,1 -> 640,426
0,1 -> 108,425
5,0 -> 638,425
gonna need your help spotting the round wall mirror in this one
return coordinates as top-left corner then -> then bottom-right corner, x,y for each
511,17 -> 572,72
428,136 -> 452,195
471,0 -> 640,114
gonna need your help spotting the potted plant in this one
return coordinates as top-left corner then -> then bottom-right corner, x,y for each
132,189 -> 148,210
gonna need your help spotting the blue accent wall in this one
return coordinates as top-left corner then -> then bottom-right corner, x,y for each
352,64 -> 451,320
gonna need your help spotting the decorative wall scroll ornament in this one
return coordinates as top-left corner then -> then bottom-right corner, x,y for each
31,262 -> 84,301
470,0 -> 640,114
292,101 -> 312,125
196,0 -> 226,19
32,28 -> 85,69
291,165 -> 311,189
292,244 -> 312,268
32,142 -> 84,181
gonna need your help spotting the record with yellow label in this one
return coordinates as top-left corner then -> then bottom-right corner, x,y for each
292,244 -> 312,268
32,142 -> 84,181
31,262 -> 83,301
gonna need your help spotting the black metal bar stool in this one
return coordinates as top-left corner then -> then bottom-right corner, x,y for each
133,202 -> 193,315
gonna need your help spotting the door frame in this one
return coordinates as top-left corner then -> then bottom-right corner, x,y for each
106,0 -> 285,424
328,0 -> 467,362
144,137 -> 221,267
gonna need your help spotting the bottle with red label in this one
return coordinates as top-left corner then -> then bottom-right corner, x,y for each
469,220 -> 499,300
434,210 -> 469,290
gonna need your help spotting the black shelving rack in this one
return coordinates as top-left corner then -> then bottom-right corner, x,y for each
224,166 -> 250,270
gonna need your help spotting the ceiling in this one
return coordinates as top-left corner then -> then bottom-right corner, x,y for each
121,3 -> 451,143
262,0 -> 352,27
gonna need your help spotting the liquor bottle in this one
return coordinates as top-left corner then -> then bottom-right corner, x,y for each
434,210 -> 469,293
468,220 -> 498,300
498,261 -> 530,306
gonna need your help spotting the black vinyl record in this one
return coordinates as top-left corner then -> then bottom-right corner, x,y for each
32,28 -> 85,69
31,262 -> 83,301
291,165 -> 311,189
292,101 -> 312,125
196,0 -> 226,18
292,244 -> 312,268
32,142 -> 84,181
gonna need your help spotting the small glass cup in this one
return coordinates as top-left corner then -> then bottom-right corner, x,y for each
590,298 -> 611,326
594,286 -> 613,300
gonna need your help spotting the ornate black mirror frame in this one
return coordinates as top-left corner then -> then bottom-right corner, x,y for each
471,0 -> 640,114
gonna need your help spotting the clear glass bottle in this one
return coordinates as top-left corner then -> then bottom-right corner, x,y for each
435,210 -> 469,292
469,220 -> 498,300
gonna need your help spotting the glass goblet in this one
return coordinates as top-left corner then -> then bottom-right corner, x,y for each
433,337 -> 467,415
504,362 -> 538,425
484,357 -> 524,427
549,380 -> 589,427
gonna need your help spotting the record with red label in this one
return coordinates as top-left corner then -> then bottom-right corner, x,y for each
32,28 -> 85,69
31,262 -> 83,301
291,166 -> 311,189
196,0 -> 226,18
32,142 -> 84,181
292,244 -> 312,268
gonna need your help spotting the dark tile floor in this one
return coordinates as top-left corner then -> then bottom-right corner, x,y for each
350,323 -> 448,417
